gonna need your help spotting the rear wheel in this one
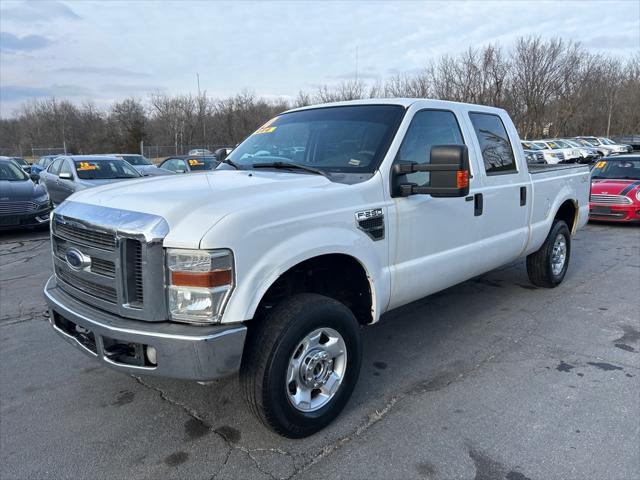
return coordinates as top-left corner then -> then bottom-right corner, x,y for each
526,220 -> 571,288
240,293 -> 362,438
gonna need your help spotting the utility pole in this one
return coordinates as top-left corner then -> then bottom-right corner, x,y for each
197,73 -> 206,147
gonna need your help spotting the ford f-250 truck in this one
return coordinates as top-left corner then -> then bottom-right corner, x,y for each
44,99 -> 590,437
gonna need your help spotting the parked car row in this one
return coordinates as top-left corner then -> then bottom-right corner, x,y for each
1,150 -> 232,229
521,136 -> 632,166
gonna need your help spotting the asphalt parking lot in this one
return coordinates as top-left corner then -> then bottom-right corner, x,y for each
1,223 -> 638,480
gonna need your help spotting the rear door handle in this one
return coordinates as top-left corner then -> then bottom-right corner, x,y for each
474,193 -> 483,216
520,186 -> 527,206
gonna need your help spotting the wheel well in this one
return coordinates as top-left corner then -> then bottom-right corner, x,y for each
554,200 -> 577,233
256,254 -> 373,325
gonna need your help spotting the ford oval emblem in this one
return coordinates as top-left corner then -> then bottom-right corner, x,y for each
65,248 -> 91,270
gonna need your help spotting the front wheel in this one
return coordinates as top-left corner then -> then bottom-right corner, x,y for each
240,293 -> 362,438
526,220 -> 571,288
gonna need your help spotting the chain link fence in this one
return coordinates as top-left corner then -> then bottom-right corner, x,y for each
142,145 -> 230,161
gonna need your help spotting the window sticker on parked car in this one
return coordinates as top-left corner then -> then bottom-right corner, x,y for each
254,126 -> 277,135
188,158 -> 204,166
77,161 -> 99,171
595,161 -> 606,169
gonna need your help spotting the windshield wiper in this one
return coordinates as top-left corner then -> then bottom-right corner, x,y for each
252,162 -> 330,178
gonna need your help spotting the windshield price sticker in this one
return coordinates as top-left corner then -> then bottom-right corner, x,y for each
595,161 -> 606,169
77,162 -> 99,171
254,126 -> 277,135
188,159 -> 204,166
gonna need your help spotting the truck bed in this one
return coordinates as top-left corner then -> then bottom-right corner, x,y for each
528,163 -> 589,174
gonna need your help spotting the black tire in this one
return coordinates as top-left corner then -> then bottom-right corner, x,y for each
240,293 -> 362,438
526,220 -> 571,288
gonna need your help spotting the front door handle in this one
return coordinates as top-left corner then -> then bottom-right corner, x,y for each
520,186 -> 527,206
474,193 -> 483,216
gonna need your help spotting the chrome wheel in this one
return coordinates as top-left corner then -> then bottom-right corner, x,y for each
286,327 -> 347,413
551,233 -> 567,276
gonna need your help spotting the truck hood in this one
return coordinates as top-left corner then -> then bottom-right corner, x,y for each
66,170 -> 337,248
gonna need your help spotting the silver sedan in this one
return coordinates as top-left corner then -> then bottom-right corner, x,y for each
37,155 -> 142,206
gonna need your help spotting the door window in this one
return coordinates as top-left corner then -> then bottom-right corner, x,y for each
59,160 -> 73,177
162,158 -> 187,172
469,112 -> 517,175
47,159 -> 63,175
394,110 -> 465,187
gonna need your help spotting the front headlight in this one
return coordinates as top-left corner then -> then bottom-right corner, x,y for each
166,249 -> 234,324
636,190 -> 640,202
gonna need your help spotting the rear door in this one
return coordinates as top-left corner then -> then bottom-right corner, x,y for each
465,111 -> 530,270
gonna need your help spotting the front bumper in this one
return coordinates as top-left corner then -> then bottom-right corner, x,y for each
44,276 -> 247,381
589,203 -> 640,223
0,208 -> 50,230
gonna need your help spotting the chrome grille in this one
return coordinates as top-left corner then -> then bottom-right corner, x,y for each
91,258 -> 116,277
590,194 -> 632,205
132,242 -> 144,304
55,222 -> 116,250
51,203 -> 169,322
535,152 -> 544,163
557,152 -> 565,162
0,201 -> 38,214
56,267 -> 117,303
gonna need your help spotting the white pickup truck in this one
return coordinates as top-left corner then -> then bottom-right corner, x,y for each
45,99 -> 590,437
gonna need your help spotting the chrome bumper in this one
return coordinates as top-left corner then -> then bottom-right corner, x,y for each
44,276 -> 247,381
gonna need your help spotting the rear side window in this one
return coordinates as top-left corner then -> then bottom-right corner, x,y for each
469,113 -> 517,175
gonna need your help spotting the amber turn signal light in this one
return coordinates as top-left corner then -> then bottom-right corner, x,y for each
456,170 -> 469,189
171,269 -> 232,288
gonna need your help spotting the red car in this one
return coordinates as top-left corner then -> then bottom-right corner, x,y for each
589,155 -> 640,223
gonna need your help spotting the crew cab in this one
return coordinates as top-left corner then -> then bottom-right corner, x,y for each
44,99 -> 590,438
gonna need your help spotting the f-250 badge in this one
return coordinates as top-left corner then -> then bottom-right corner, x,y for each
355,208 -> 383,221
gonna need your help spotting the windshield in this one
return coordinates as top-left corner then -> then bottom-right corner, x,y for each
227,105 -> 405,173
599,138 -> 615,145
522,141 -> 542,150
591,158 -> 640,180
11,157 -> 28,166
553,140 -> 570,148
74,159 -> 140,180
186,157 -> 217,171
563,139 -> 580,147
0,161 -> 28,181
116,155 -> 152,166
533,141 -> 548,149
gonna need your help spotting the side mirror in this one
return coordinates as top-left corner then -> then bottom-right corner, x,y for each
215,148 -> 228,162
30,173 -> 40,183
393,145 -> 470,198
59,172 -> 73,180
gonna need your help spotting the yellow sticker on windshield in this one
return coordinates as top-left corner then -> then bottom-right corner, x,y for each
254,126 -> 277,135
77,162 -> 99,171
595,161 -> 606,169
188,159 -> 204,166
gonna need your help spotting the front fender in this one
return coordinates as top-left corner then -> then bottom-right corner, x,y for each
221,226 -> 389,325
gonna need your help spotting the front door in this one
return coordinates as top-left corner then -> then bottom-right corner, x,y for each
388,108 -> 484,310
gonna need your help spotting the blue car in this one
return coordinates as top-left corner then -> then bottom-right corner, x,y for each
31,155 -> 61,175
0,157 -> 51,229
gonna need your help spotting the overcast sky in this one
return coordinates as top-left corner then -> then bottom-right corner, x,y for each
1,0 -> 638,116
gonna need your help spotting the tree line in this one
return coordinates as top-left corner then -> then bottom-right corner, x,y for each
1,37 -> 638,157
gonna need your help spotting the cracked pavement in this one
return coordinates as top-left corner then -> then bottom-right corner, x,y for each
1,223 -> 639,480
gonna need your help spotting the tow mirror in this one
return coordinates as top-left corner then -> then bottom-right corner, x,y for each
59,172 -> 73,180
393,144 -> 470,198
29,173 -> 40,183
215,148 -> 228,162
